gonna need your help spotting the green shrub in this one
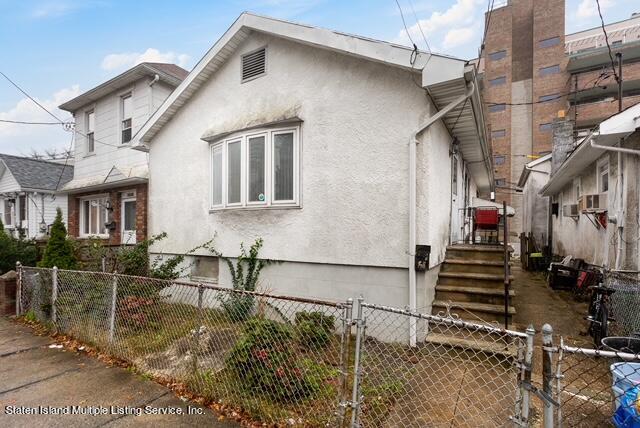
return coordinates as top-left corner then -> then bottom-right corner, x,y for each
295,311 -> 336,349
39,208 -> 76,269
218,238 -> 272,321
0,219 -> 37,274
226,318 -> 320,402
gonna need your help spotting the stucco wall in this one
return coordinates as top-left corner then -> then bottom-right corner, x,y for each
521,159 -> 550,245
147,33 -> 461,270
551,154 -> 616,266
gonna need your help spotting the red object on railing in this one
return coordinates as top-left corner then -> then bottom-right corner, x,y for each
475,208 -> 500,230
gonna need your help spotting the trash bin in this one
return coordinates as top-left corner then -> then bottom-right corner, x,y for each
611,363 -> 640,427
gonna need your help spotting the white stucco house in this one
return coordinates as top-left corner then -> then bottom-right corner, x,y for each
541,103 -> 640,270
133,13 -> 493,323
0,154 -> 73,239
518,153 -> 551,249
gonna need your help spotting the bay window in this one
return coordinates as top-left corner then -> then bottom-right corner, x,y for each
80,196 -> 109,237
210,126 -> 299,209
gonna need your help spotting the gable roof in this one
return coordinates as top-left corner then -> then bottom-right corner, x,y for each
134,12 -> 465,147
59,62 -> 189,112
0,154 -> 74,192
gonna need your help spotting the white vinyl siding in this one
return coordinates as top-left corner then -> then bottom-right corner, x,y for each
210,126 -> 299,210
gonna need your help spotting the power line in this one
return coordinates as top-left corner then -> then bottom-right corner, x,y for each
53,129 -> 75,191
407,0 -> 430,53
0,119 -> 64,125
595,0 -> 620,84
395,0 -> 417,48
0,71 -> 67,124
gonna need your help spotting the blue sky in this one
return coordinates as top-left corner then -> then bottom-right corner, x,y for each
0,0 -> 636,155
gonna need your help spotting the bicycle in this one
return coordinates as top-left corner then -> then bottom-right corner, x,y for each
586,283 -> 616,348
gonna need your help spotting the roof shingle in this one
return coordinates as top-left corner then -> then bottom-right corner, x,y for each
0,154 -> 74,191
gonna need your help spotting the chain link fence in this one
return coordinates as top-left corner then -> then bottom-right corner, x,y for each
353,302 -> 531,427
18,265 -> 640,427
18,265 -> 351,427
605,270 -> 640,337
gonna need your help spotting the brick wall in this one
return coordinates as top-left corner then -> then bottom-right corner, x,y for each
67,183 -> 148,245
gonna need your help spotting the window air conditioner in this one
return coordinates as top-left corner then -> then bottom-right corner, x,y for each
563,204 -> 579,217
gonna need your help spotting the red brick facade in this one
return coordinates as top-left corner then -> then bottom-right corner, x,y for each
67,183 -> 148,245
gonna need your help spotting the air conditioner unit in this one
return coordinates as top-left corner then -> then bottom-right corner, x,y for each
580,193 -> 608,212
563,204 -> 579,217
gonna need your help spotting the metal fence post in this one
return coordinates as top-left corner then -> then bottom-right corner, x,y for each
108,274 -> 118,344
337,298 -> 354,427
350,297 -> 365,428
101,255 -> 106,273
542,324 -> 555,428
518,324 -> 535,425
15,261 -> 22,316
51,266 -> 58,324
192,283 -> 204,375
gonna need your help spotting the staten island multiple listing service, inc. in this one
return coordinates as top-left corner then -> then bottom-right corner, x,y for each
4,405 -> 205,416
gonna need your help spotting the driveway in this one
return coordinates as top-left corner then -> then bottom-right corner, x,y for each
0,317 -> 238,427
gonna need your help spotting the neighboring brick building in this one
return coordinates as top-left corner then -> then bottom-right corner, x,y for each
480,1 -> 640,245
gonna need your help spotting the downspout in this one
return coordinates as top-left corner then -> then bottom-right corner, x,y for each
408,81 -> 475,346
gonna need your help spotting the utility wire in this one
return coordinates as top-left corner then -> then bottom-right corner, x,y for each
395,0 -> 417,48
0,71 -> 66,124
595,0 -> 620,84
53,128 -> 75,192
407,0 -> 430,53
0,119 -> 63,125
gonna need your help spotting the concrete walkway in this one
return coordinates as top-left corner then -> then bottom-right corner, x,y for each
0,318 -> 238,427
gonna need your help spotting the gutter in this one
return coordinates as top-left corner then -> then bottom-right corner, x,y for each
408,81 -> 475,346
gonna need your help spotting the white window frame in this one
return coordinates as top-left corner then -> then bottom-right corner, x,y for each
79,194 -> 109,238
120,92 -> 133,144
573,177 -> 582,201
597,157 -> 610,194
86,109 -> 95,153
2,198 -> 14,228
210,125 -> 300,210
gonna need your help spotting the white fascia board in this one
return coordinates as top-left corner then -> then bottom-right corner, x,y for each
422,55 -> 466,87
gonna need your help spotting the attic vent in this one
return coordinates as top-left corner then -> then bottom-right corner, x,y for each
241,47 -> 266,82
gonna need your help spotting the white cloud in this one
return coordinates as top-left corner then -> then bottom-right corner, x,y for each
442,27 -> 476,49
576,0 -> 615,19
101,48 -> 191,71
0,86 -> 80,155
394,0 -> 484,56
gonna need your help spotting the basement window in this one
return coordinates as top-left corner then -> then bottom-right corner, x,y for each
211,125 -> 299,210
241,47 -> 267,82
191,256 -> 219,282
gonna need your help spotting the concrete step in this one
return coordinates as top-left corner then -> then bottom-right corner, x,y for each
432,300 -> 515,324
437,272 -> 513,289
441,258 -> 510,275
435,285 -> 515,305
445,245 -> 510,262
423,331 -> 519,359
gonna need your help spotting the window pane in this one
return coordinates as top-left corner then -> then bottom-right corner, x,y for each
489,76 -> 506,86
494,155 -> 505,165
123,201 -> 136,230
274,132 -> 294,201
539,37 -> 560,48
539,94 -> 559,102
87,111 -> 95,132
101,201 -> 108,234
248,136 -> 266,202
212,145 -> 223,206
90,202 -> 99,234
489,50 -> 506,61
492,129 -> 506,139
540,65 -> 560,76
83,200 -> 90,234
489,103 -> 506,113
122,95 -> 132,119
227,141 -> 241,204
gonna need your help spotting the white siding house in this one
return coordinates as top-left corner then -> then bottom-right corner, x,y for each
542,103 -> 640,270
58,63 -> 187,245
0,154 -> 72,239
133,14 -> 493,325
